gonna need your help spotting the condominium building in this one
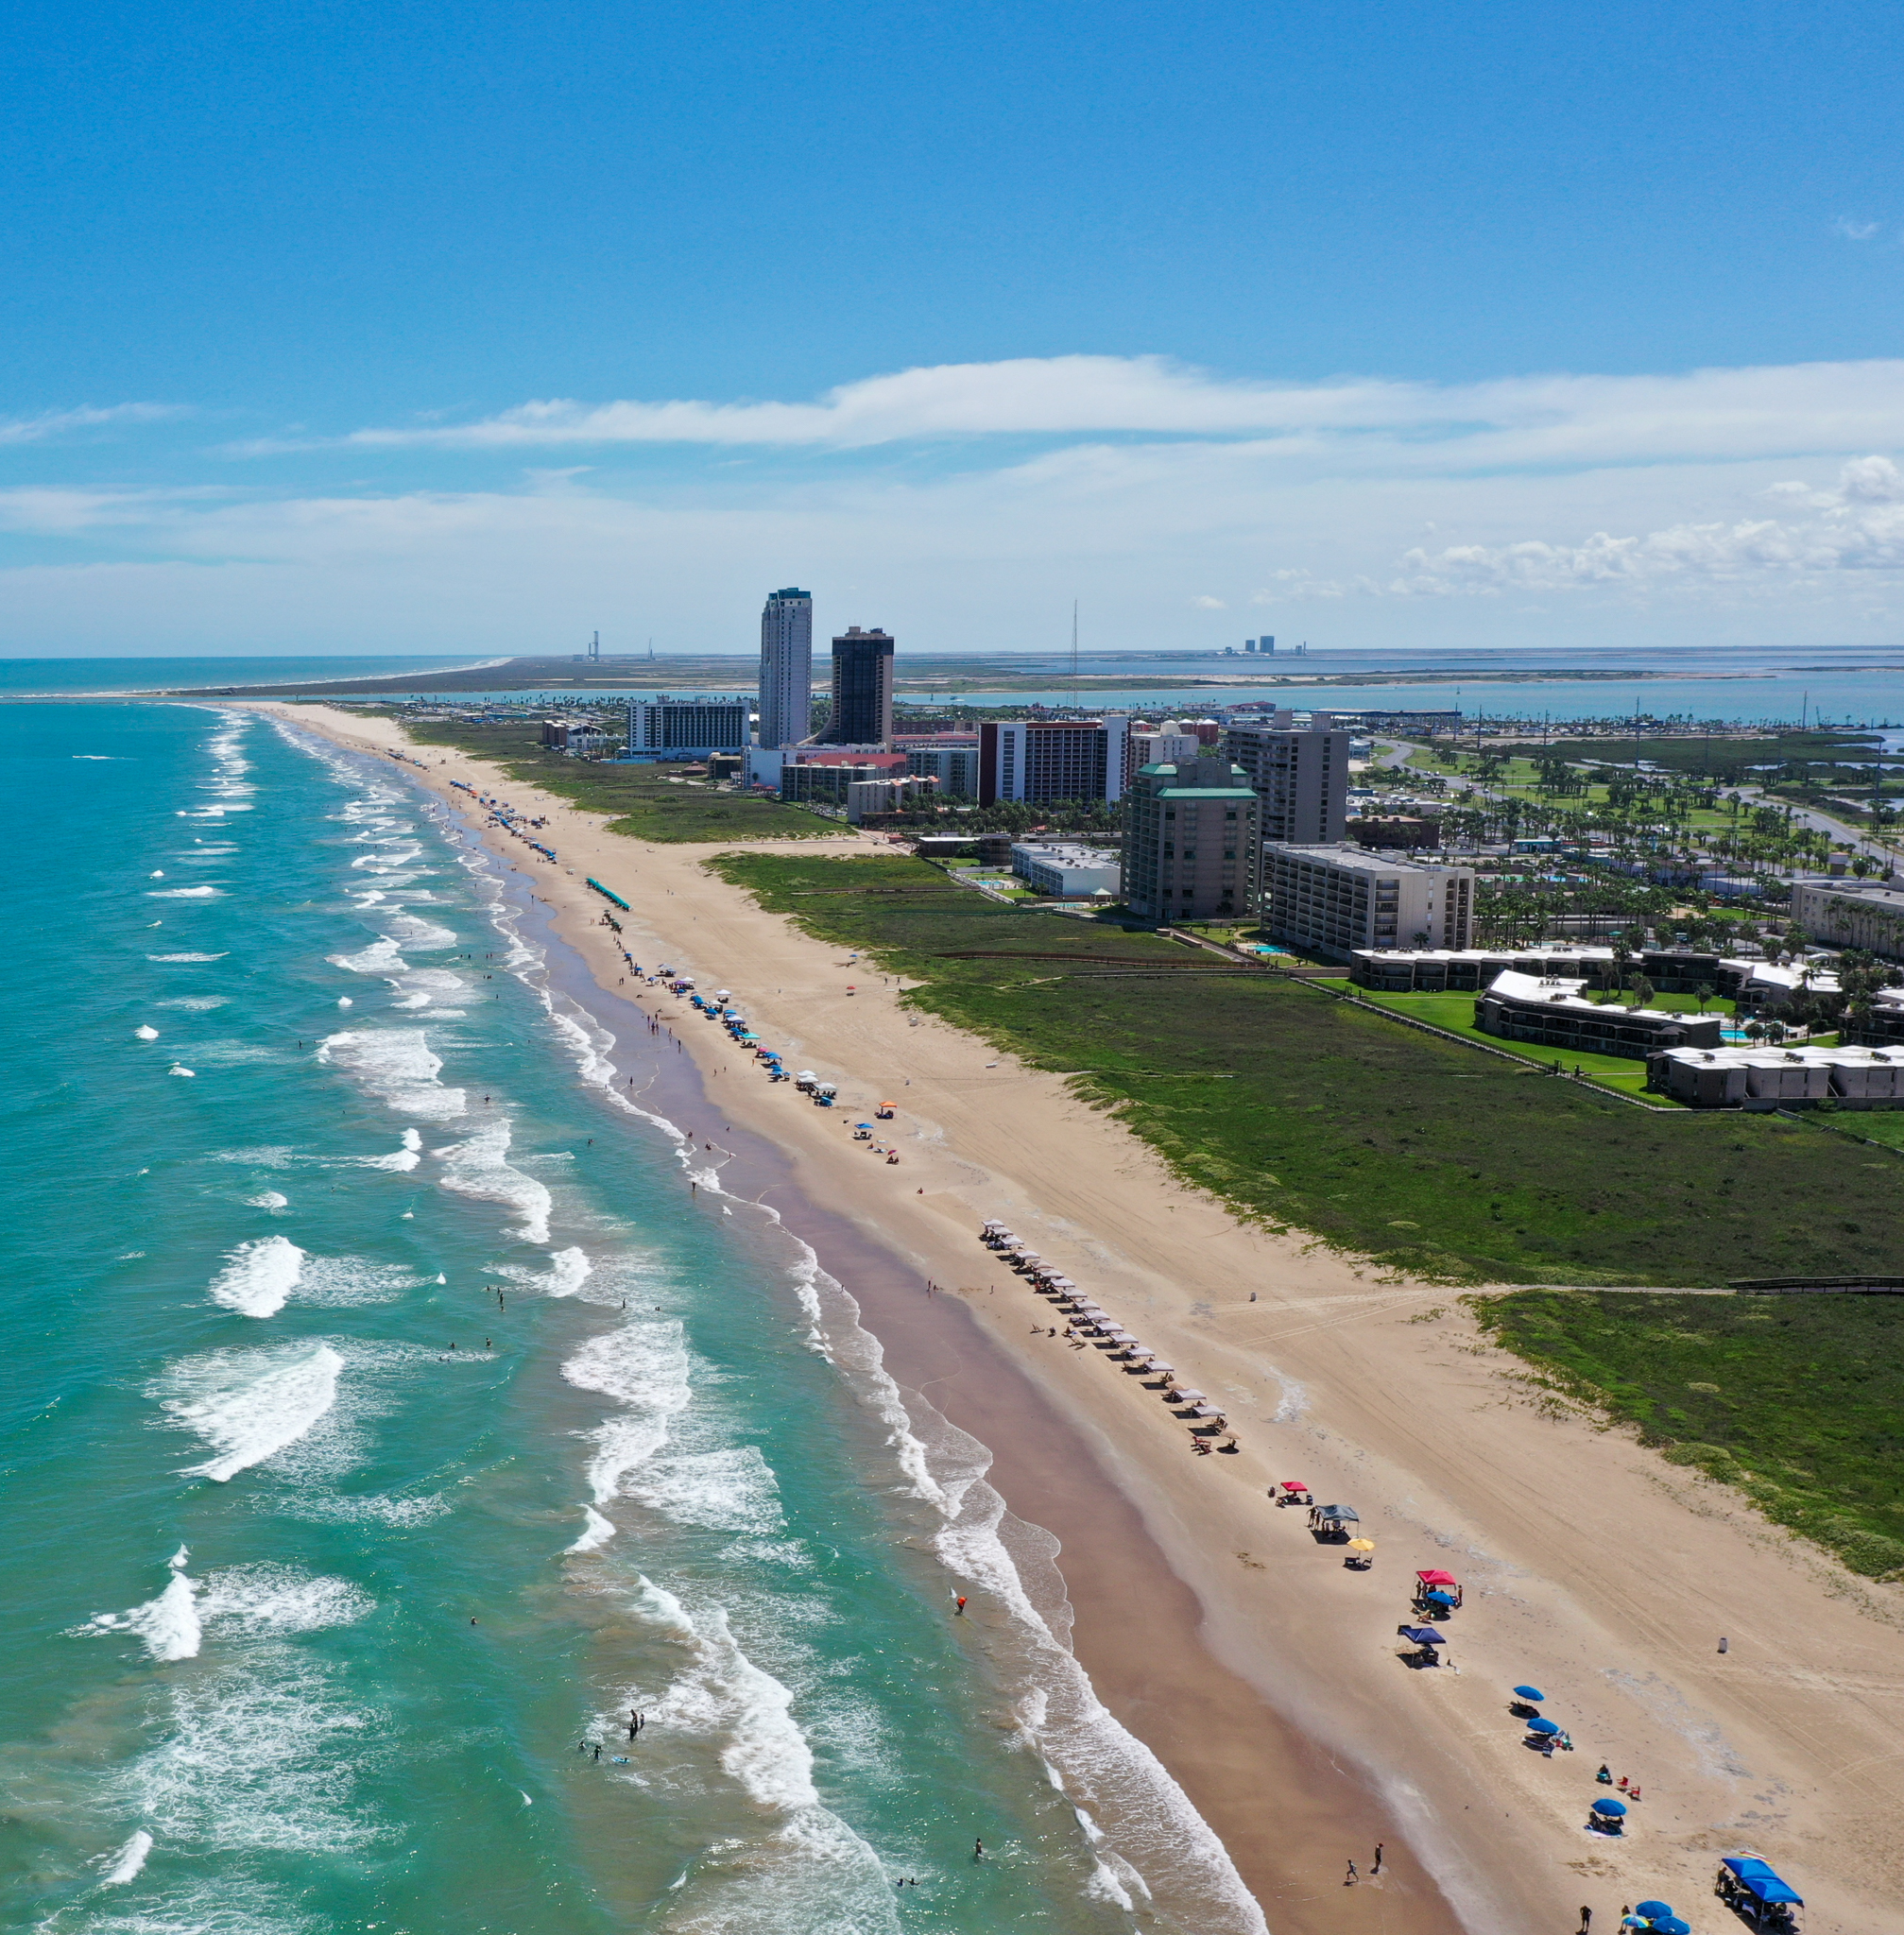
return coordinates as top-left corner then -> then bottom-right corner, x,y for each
757,588 -> 814,749
624,697 -> 751,758
1653,1041 -> 1904,1107
1009,842 -> 1123,898
1225,719 -> 1349,844
977,717 -> 1131,805
1791,880 -> 1904,960
904,742 -> 981,798
1476,969 -> 1723,1059
1123,761 -> 1259,921
1260,844 -> 1473,959
824,626 -> 895,746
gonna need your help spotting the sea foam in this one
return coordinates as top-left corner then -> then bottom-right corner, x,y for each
319,1029 -> 466,1119
163,1344 -> 345,1483
208,1236 -> 305,1318
434,1119 -> 551,1241
562,1321 -> 692,1504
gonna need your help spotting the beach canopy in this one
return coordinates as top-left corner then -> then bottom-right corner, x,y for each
1398,1626 -> 1445,1646
1512,1686 -> 1545,1702
1320,1505 -> 1360,1521
1280,1481 -> 1309,1493
1173,1389 -> 1207,1403
1634,1904 -> 1673,1920
1721,1861 -> 1802,1906
1526,1717 -> 1561,1736
1416,1569 -> 1458,1586
1590,1798 -> 1627,1817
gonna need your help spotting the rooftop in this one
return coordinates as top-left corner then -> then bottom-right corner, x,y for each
1484,969 -> 1693,1023
1263,842 -> 1471,876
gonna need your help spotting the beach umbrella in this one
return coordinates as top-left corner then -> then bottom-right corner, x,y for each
1525,1718 -> 1561,1736
1347,1537 -> 1376,1551
1512,1686 -> 1545,1702
1422,1588 -> 1457,1606
1634,1904 -> 1673,1920
1590,1798 -> 1627,1817
1648,1919 -> 1690,1934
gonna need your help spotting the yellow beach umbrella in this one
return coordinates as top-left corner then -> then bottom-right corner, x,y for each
1347,1538 -> 1376,1551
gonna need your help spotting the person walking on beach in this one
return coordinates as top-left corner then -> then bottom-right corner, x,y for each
1345,1859 -> 1358,1886
1372,1843 -> 1382,1875
1579,1908 -> 1592,1932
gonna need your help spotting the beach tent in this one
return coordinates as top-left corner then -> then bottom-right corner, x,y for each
1398,1626 -> 1445,1646
1719,1858 -> 1803,1915
1317,1504 -> 1359,1523
1416,1569 -> 1458,1587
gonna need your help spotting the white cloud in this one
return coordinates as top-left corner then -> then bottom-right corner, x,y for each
1833,215 -> 1882,242
1191,593 -> 1228,608
334,354 -> 1904,472
0,403 -> 186,447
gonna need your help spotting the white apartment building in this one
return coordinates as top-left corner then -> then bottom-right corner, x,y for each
904,743 -> 981,798
1009,842 -> 1123,898
757,588 -> 814,749
1260,843 -> 1473,959
1791,879 -> 1904,960
1654,1042 -> 1904,1107
625,697 -> 751,757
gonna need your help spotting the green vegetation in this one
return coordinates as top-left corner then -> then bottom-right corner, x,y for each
707,850 -> 1904,1286
1474,1291 -> 1904,1580
382,716 -> 838,842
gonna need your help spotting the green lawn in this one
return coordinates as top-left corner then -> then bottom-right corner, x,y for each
1474,1292 -> 1904,1580
386,716 -> 841,842
707,851 -> 1904,1287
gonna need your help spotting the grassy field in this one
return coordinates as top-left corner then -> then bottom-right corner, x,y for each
708,850 -> 1904,1287
382,716 -> 840,842
1474,1291 -> 1904,1580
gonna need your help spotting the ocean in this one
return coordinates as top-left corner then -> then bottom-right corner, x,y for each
0,702 -> 1259,1935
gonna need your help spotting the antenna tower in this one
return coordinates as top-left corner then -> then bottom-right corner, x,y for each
1071,599 -> 1078,685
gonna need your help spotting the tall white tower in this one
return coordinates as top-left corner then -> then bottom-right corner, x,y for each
759,588 -> 813,748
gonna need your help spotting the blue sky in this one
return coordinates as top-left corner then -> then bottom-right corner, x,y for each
5,0 -> 1904,657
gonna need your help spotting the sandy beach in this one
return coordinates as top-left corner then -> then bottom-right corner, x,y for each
263,703 -> 1904,1935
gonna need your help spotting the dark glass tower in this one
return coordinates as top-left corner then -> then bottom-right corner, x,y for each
826,627 -> 894,746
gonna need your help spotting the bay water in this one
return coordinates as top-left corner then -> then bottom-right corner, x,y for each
0,703 -> 1258,1935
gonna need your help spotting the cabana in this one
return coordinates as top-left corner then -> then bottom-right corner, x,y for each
1397,1624 -> 1445,1664
1716,1857 -> 1803,1929
1277,1480 -> 1312,1507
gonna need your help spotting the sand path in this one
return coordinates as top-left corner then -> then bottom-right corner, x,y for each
264,704 -> 1903,1935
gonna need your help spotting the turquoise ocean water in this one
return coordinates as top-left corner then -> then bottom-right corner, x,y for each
0,704 -> 1260,1935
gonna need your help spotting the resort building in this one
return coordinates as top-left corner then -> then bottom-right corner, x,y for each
1351,945 -> 1616,991
822,627 -> 896,747
978,717 -> 1132,805
623,697 -> 751,759
1844,985 -> 1904,1048
1652,1041 -> 1904,1107
1009,842 -> 1123,899
1476,970 -> 1724,1059
757,588 -> 814,749
1123,762 -> 1259,921
1791,880 -> 1904,960
1260,845 -> 1474,960
1224,718 -> 1350,845
779,757 -> 904,806
1347,814 -> 1440,850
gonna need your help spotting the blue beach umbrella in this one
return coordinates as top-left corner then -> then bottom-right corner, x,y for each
1423,1588 -> 1457,1606
1512,1685 -> 1545,1702
1525,1717 -> 1561,1736
1590,1798 -> 1627,1817
1648,1919 -> 1690,1935
1634,1904 -> 1673,1920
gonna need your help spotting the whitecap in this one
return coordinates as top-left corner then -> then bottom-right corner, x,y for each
197,1564 -> 374,1637
625,1446 -> 784,1535
497,1245 -> 592,1296
246,1191 -> 289,1209
135,1024 -> 160,1040
434,1119 -> 551,1241
328,937 -> 409,976
77,1560 -> 203,1661
319,1029 -> 466,1120
162,1343 -> 344,1483
149,886 -> 221,898
562,1321 -> 692,1504
96,1828 -> 154,1884
566,1505 -> 617,1552
156,995 -> 230,1011
296,1257 -> 423,1306
148,952 -> 228,962
208,1236 -> 305,1318
383,911 -> 456,949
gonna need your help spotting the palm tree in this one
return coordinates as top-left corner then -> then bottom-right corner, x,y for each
1694,981 -> 1714,1013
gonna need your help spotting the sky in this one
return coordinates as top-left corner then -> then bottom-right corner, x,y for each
4,0 -> 1904,659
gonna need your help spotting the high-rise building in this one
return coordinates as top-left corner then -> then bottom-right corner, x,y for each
1225,717 -> 1349,845
625,697 -> 752,758
904,743 -> 981,798
825,626 -> 895,746
1123,762 -> 1259,922
977,717 -> 1131,805
1259,845 -> 1473,960
758,589 -> 814,748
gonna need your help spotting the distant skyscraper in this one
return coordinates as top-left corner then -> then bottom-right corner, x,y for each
825,626 -> 895,746
758,589 -> 814,748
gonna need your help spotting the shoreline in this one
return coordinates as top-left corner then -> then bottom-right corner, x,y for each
256,701 -> 1904,1935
